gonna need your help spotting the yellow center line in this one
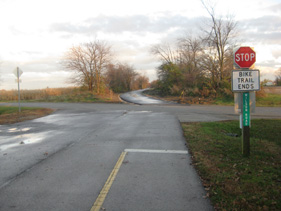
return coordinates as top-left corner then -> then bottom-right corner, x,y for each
90,151 -> 127,211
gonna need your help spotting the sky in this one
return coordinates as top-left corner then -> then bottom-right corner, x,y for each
0,0 -> 280,90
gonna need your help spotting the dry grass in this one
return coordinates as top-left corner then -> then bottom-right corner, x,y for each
0,87 -> 121,103
0,108 -> 55,125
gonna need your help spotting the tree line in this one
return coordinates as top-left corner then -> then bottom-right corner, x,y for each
61,40 -> 149,94
60,0 -> 280,97
150,2 -> 237,98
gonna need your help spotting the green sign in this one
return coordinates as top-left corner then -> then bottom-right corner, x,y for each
243,92 -> 250,126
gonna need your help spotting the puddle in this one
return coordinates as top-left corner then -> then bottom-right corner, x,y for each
0,131 -> 49,151
131,111 -> 152,114
0,143 -> 19,151
8,128 -> 31,133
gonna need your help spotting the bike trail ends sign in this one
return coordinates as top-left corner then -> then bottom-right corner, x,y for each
232,70 -> 260,92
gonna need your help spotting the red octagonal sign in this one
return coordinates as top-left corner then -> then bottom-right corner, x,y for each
234,47 -> 256,68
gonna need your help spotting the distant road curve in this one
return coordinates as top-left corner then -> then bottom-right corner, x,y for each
120,89 -> 175,105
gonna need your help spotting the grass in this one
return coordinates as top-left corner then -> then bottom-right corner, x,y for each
181,120 -> 281,210
213,97 -> 234,106
0,106 -> 54,124
256,94 -> 281,107
34,91 -> 120,103
214,93 -> 281,107
0,106 -> 40,115
0,87 -> 121,103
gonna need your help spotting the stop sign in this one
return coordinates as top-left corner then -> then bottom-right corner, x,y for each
234,47 -> 256,68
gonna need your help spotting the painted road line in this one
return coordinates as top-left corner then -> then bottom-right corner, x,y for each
90,149 -> 187,210
90,151 -> 127,211
124,149 -> 188,154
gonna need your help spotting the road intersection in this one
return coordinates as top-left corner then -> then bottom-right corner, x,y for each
1,92 -> 280,210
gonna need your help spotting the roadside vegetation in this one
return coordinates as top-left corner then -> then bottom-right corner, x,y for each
149,1 -> 237,101
149,1 -> 281,106
0,106 -> 54,124
61,40 -> 149,94
0,87 -> 121,103
144,88 -> 281,107
181,120 -> 281,210
256,93 -> 281,107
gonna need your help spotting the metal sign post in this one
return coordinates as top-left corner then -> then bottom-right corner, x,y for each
14,67 -> 23,113
232,46 -> 260,157
242,92 -> 250,156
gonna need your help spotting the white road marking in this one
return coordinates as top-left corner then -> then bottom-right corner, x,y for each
90,149 -> 188,210
124,149 -> 188,154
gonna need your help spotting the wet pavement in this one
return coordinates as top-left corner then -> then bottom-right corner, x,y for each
1,100 -> 281,210
120,89 -> 174,105
0,109 -> 213,211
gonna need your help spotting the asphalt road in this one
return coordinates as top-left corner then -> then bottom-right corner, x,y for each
0,109 -> 213,211
120,89 -> 173,105
1,96 -> 280,210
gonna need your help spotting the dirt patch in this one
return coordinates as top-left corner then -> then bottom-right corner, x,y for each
263,86 -> 281,94
0,108 -> 55,125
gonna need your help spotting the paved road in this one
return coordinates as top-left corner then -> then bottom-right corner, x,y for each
1,100 -> 280,211
0,107 -> 214,211
120,89 -> 173,105
2,101 -> 281,122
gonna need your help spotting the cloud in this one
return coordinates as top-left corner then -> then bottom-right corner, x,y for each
0,61 -> 71,90
240,15 -> 281,44
3,4 -> 281,90
257,59 -> 281,69
267,3 -> 281,14
50,14 -> 200,36
242,15 -> 281,31
243,32 -> 281,45
272,48 -> 281,59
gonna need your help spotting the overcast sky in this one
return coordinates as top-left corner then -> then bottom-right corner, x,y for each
0,0 -> 280,90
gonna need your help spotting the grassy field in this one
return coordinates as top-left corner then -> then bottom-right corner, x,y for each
256,93 -> 281,107
0,106 -> 54,124
31,91 -> 121,103
2,87 -> 280,106
0,87 -> 121,103
214,93 -> 281,106
181,120 -> 281,210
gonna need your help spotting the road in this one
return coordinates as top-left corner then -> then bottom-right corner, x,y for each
120,89 -> 173,105
1,95 -> 281,210
0,109 -> 212,211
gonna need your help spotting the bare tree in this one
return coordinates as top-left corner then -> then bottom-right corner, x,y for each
62,40 -> 112,93
150,43 -> 178,64
177,36 -> 205,87
105,63 -> 139,93
201,0 -> 237,88
275,68 -> 281,86
133,75 -> 150,90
